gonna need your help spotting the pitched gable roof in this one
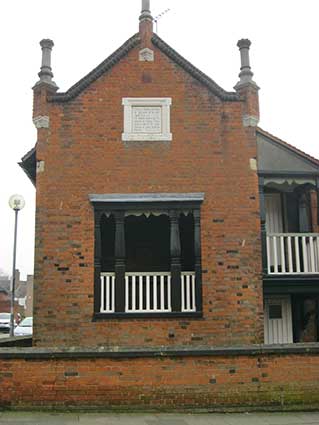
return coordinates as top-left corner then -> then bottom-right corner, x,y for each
48,33 -> 240,103
257,127 -> 319,175
151,34 -> 240,102
49,34 -> 141,103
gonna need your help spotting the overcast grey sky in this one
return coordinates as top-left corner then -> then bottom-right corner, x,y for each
0,0 -> 318,279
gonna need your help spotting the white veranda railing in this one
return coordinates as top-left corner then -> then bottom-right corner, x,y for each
100,271 -> 196,313
100,272 -> 115,313
125,272 -> 171,313
181,272 -> 196,312
267,233 -> 319,274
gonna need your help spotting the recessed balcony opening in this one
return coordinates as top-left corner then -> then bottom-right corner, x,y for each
264,183 -> 319,275
97,207 -> 200,316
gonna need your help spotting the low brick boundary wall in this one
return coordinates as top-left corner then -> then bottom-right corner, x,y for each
1,344 -> 319,411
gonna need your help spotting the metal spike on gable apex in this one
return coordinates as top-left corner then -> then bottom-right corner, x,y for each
140,0 -> 153,21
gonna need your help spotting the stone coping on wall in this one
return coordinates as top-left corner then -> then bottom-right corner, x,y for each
0,343 -> 319,359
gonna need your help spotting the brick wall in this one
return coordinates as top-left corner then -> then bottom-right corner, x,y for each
32,35 -> 263,347
1,346 -> 319,410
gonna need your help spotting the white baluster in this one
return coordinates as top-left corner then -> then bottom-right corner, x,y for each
106,275 -> 110,312
111,275 -> 115,312
191,274 -> 196,311
160,275 -> 165,311
125,275 -> 129,312
302,236 -> 308,273
139,275 -> 143,311
287,236 -> 293,273
273,236 -> 278,273
309,236 -> 315,273
280,236 -> 286,273
168,274 -> 172,311
316,237 -> 319,272
100,275 -> 105,312
146,275 -> 150,311
132,275 -> 136,311
181,274 -> 185,311
186,274 -> 191,311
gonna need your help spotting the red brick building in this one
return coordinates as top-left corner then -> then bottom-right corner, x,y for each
20,0 -> 319,349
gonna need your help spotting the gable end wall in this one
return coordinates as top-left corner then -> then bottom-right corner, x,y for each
33,41 -> 263,347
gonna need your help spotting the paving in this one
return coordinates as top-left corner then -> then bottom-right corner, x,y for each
0,412 -> 319,425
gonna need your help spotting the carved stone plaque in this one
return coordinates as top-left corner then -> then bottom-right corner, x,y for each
132,106 -> 162,134
122,98 -> 172,141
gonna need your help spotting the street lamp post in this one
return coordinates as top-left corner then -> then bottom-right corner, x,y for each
8,194 -> 25,337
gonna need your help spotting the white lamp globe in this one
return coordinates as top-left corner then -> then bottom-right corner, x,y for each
8,194 -> 25,211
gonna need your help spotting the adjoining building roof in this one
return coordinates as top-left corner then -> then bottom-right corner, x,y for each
257,128 -> 319,175
48,33 -> 240,103
19,146 -> 36,186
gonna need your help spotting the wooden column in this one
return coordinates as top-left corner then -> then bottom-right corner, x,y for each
298,193 -> 311,233
94,210 -> 102,314
114,210 -> 126,312
259,177 -> 268,274
170,210 -> 181,312
194,209 -> 202,312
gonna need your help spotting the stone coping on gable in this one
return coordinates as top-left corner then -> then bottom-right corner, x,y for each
1,343 -> 319,359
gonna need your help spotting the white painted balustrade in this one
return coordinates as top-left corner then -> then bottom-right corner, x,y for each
100,271 -> 197,313
125,272 -> 172,313
181,272 -> 196,312
100,273 -> 115,312
267,233 -> 319,274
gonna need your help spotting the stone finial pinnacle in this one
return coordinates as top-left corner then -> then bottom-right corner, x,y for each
235,38 -> 257,89
234,38 -> 260,126
34,38 -> 58,90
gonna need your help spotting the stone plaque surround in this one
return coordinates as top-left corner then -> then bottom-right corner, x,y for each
122,98 -> 172,141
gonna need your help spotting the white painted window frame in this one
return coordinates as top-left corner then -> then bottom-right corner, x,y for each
122,97 -> 172,142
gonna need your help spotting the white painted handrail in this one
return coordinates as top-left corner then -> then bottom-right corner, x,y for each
266,233 -> 319,274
